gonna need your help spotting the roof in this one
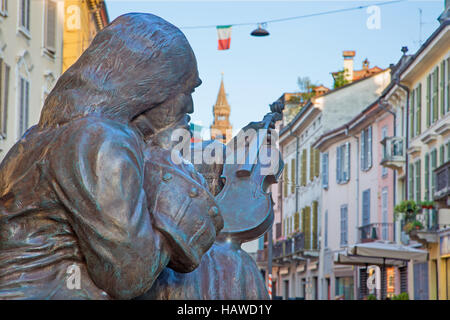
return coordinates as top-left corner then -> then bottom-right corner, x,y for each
399,19 -> 450,80
214,78 -> 230,110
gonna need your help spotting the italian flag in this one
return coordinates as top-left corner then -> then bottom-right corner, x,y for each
217,25 -> 232,50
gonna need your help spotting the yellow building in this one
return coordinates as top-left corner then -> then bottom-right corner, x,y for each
63,0 -> 109,72
383,2 -> 450,300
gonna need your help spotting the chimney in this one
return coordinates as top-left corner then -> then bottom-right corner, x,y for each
342,50 -> 355,83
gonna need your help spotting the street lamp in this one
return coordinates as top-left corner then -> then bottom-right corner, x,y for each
251,23 -> 270,37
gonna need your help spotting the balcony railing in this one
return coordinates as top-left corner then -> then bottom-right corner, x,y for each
358,223 -> 394,243
256,248 -> 267,263
266,232 -> 306,261
380,136 -> 405,170
434,160 -> 450,200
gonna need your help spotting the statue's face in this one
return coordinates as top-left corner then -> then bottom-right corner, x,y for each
133,76 -> 202,138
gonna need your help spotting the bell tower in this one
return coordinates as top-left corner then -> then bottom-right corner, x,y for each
210,74 -> 232,143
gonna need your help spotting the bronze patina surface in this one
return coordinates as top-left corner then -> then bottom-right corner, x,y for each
0,13 -> 281,300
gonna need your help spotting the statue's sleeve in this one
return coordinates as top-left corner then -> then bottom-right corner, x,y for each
48,120 -> 170,299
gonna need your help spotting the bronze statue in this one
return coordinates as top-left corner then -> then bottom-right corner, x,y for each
0,13 -> 282,300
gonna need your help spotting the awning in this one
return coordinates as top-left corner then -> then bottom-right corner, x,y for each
336,241 -> 428,266
336,253 -> 407,267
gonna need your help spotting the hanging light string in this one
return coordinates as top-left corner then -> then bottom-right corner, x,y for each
180,0 -> 406,29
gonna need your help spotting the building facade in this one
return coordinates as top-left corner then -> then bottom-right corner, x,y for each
265,53 -> 391,300
0,0 -> 64,161
63,0 -> 108,72
382,10 -> 450,299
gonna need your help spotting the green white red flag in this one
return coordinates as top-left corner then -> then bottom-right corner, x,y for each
217,25 -> 232,50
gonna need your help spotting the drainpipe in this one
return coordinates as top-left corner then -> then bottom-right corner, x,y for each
379,99 -> 398,241
348,126 -> 360,300
295,135 -> 300,214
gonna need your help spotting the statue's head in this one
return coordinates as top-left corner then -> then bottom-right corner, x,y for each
39,13 -> 201,130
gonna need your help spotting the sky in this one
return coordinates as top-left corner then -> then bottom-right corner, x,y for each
106,0 -> 445,137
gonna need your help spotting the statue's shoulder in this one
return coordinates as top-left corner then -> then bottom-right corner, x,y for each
64,117 -> 141,143
47,117 -> 144,167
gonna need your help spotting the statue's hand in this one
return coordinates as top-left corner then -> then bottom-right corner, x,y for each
142,146 -> 223,273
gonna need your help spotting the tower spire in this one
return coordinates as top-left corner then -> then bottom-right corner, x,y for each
210,75 -> 232,143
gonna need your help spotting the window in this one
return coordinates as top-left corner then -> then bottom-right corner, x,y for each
382,187 -> 389,240
322,152 -> 329,189
431,149 -> 437,197
425,153 -> 430,200
340,205 -> 348,246
440,60 -> 445,116
309,146 -> 320,181
415,84 -> 422,136
361,126 -> 372,171
440,145 -> 445,166
410,89 -> 415,139
312,201 -> 318,250
324,210 -> 328,248
0,59 -> 10,137
18,77 -> 29,138
447,57 -> 450,113
44,0 -> 57,54
301,148 -> 307,186
415,160 -> 421,202
283,161 -> 289,196
290,158 -> 296,194
447,140 -> 450,162
381,126 -> 388,177
294,212 -> 300,232
20,0 -> 30,32
303,206 -> 311,250
362,189 -> 370,226
336,142 -> 350,183
0,0 -> 7,16
408,163 -> 414,200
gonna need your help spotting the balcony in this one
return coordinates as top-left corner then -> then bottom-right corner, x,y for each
434,160 -> 450,201
270,232 -> 306,262
409,209 -> 439,245
358,223 -> 394,243
380,137 -> 405,171
256,248 -> 267,264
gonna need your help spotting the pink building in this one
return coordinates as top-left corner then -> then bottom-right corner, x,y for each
314,100 -> 407,299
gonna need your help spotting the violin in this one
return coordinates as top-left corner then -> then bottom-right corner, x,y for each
215,102 -> 284,243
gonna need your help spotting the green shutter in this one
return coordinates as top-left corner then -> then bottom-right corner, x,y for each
425,154 -> 429,201
294,212 -> 299,232
291,158 -> 296,194
301,149 -> 307,186
309,146 -> 314,182
440,145 -> 445,166
447,58 -> 450,113
408,163 -> 414,200
410,90 -> 415,139
315,149 -> 320,177
312,201 -> 318,250
415,160 -> 421,202
416,85 -> 422,136
427,74 -> 431,127
301,208 -> 305,233
283,162 -> 289,197
304,206 -> 311,250
433,68 -> 439,123
441,61 -> 445,116
431,150 -> 437,197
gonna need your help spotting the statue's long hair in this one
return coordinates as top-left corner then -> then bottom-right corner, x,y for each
39,13 -> 199,128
